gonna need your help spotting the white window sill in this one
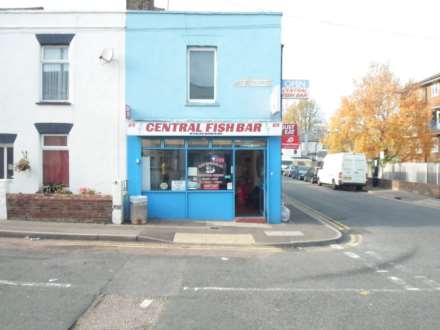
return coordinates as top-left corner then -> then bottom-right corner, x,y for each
185,102 -> 219,107
36,101 -> 72,106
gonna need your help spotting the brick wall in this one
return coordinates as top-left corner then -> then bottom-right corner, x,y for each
368,179 -> 440,199
7,194 -> 112,223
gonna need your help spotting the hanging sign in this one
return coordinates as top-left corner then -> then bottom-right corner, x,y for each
127,121 -> 282,136
281,79 -> 309,99
282,123 -> 299,149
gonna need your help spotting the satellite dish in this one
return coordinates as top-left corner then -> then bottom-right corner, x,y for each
99,48 -> 113,63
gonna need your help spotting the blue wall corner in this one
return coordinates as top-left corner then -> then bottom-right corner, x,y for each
267,136 -> 281,224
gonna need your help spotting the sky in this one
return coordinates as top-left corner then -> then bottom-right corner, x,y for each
2,0 -> 440,119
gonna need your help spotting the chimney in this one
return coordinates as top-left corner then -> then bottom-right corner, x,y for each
126,0 -> 156,10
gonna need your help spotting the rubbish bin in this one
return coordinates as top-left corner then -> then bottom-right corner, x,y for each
129,195 -> 147,224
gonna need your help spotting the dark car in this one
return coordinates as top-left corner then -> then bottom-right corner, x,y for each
294,166 -> 310,180
304,167 -> 319,183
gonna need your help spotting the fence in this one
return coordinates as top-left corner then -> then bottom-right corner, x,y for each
382,163 -> 440,185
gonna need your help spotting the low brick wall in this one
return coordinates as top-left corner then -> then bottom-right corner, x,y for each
7,193 -> 112,223
368,179 -> 440,199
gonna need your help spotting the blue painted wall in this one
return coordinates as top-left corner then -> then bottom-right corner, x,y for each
126,11 -> 282,121
126,11 -> 282,223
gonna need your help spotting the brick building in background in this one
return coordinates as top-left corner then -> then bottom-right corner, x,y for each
419,73 -> 440,161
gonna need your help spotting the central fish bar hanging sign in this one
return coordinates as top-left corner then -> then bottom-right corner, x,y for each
127,121 -> 282,136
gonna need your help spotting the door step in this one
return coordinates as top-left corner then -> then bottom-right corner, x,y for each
235,217 -> 266,224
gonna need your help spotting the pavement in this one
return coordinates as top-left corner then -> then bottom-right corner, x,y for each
367,186 -> 440,209
0,202 -> 344,247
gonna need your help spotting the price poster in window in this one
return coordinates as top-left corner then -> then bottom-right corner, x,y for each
195,156 -> 226,190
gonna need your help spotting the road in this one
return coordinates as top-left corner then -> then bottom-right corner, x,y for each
0,179 -> 439,329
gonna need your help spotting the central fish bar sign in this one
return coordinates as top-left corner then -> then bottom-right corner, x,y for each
127,121 -> 282,136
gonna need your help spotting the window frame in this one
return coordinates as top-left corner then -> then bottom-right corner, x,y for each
436,109 -> 440,130
431,83 -> 440,98
0,144 -> 14,180
187,47 -> 217,104
40,45 -> 70,102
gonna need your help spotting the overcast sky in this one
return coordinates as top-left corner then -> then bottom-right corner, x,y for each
2,0 -> 440,119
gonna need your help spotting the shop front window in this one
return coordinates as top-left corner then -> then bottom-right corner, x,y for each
142,150 -> 185,191
187,150 -> 233,190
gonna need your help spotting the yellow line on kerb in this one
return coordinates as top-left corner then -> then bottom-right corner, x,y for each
287,197 -> 350,232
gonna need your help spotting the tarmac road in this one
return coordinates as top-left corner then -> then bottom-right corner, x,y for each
0,179 -> 439,329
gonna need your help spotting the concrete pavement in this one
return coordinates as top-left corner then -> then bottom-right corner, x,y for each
0,202 -> 344,247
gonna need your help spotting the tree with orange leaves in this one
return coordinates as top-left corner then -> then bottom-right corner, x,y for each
324,64 -> 432,162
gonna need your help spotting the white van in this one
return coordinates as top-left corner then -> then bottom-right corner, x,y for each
317,153 -> 367,190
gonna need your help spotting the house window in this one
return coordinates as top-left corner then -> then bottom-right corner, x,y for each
431,83 -> 440,98
432,138 -> 439,153
187,47 -> 216,103
0,145 -> 14,179
42,134 -> 69,186
436,110 -> 440,130
41,46 -> 69,101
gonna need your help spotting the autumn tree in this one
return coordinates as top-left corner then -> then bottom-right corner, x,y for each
283,99 -> 325,154
324,64 -> 432,162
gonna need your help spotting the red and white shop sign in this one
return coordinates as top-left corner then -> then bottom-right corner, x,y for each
127,121 -> 282,136
282,123 -> 299,149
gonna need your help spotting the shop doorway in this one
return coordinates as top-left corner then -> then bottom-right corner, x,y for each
235,150 -> 265,217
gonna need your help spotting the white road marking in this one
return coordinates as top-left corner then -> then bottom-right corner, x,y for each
139,299 -> 153,309
48,278 -> 58,282
344,252 -> 361,259
414,275 -> 440,288
0,279 -> 71,288
387,276 -> 419,291
264,231 -> 304,237
221,257 -> 229,261
376,269 -> 389,273
182,286 -> 439,293
330,244 -> 344,250
365,251 -> 383,260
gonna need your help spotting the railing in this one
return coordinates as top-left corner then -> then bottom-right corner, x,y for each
382,163 -> 440,185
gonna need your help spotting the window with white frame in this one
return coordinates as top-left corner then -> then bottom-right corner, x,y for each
0,145 -> 14,179
431,82 -> 440,98
432,138 -> 439,153
187,47 -> 216,103
436,109 -> 440,130
41,46 -> 69,101
42,135 -> 69,186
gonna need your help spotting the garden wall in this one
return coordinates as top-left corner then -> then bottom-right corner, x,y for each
7,193 -> 112,223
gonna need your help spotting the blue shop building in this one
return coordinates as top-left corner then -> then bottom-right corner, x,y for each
126,11 -> 282,223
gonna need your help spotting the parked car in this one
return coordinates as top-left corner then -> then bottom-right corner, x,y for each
294,166 -> 310,180
317,152 -> 367,190
284,165 -> 298,177
304,167 -> 319,183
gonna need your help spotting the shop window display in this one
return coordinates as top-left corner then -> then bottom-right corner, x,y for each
142,150 -> 185,191
187,150 -> 232,190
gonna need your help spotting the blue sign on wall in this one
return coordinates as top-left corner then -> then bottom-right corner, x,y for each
282,79 -> 310,99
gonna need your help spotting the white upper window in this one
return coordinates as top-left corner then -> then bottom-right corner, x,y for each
187,47 -> 216,103
431,83 -> 440,98
41,46 -> 69,101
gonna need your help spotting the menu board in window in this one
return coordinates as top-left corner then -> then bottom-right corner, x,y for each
188,151 -> 232,190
